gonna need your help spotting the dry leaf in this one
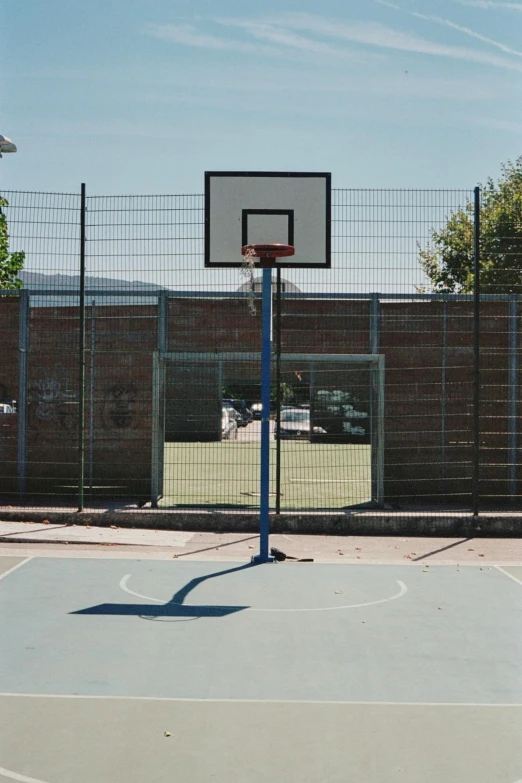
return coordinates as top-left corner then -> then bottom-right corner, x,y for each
338,551 -> 344,555
478,553 -> 485,557
172,554 -> 178,558
355,547 -> 362,551
248,545 -> 254,549
42,519 -> 50,525
164,731 -> 171,737
467,548 -> 474,551
110,525 -> 118,530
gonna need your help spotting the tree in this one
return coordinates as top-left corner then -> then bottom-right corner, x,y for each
0,197 -> 25,289
418,157 -> 522,294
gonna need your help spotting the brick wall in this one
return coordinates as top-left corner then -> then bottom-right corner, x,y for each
0,298 -> 19,496
1,295 -> 520,507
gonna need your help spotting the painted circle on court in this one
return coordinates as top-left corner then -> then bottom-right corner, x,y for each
119,574 -> 407,613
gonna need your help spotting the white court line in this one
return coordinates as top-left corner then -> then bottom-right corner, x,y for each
119,574 -> 407,612
288,478 -> 368,483
495,566 -> 522,587
0,765 -> 49,783
0,558 -> 32,582
1,692 -> 521,707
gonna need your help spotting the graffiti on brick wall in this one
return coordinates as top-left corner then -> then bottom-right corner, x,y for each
103,382 -> 138,430
29,374 -> 77,434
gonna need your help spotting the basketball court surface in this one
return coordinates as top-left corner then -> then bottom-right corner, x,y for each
0,530 -> 521,783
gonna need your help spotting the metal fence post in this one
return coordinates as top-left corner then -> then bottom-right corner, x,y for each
441,301 -> 447,501
370,293 -> 380,355
78,183 -> 86,512
17,288 -> 29,496
275,270 -> 282,515
508,296 -> 518,501
88,298 -> 95,497
472,186 -> 481,517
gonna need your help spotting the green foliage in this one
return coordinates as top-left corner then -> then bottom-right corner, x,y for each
419,157 -> 522,294
0,197 -> 25,290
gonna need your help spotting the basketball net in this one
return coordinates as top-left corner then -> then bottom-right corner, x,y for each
240,245 -> 257,316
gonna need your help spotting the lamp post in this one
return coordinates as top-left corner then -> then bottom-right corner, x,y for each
0,134 -> 17,157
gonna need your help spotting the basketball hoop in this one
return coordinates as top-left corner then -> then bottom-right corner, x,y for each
241,244 -> 295,263
240,244 -> 295,316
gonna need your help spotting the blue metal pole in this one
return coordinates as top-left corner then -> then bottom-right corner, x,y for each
253,266 -> 274,563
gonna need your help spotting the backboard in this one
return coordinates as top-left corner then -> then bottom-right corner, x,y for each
204,171 -> 331,268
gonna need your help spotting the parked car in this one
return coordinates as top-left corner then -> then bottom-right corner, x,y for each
275,408 -> 326,440
250,402 -> 262,419
221,407 -> 238,440
223,399 -> 252,427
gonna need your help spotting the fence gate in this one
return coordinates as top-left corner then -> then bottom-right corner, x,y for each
151,352 -> 384,511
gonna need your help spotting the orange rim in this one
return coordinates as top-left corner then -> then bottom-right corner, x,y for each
242,243 -> 295,259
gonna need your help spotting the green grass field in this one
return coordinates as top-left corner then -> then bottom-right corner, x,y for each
161,441 -> 371,510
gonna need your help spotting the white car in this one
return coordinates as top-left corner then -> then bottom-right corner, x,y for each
221,407 -> 238,440
276,408 -> 326,440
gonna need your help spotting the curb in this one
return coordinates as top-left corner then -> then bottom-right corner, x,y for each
1,510 -> 522,537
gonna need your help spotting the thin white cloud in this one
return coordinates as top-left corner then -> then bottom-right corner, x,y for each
145,23 -> 267,54
219,13 -> 522,72
239,23 -> 361,59
409,11 -> 522,57
454,0 -> 522,9
145,21 -> 375,63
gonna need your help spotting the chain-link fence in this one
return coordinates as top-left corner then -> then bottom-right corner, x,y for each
1,184 -> 521,522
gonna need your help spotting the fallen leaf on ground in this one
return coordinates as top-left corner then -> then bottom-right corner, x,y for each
110,525 -> 118,529
42,519 -> 50,524
248,545 -> 254,549
478,553 -> 485,557
468,548 -> 474,551
164,731 -> 171,737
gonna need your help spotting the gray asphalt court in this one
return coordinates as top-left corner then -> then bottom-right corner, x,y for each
0,552 -> 521,782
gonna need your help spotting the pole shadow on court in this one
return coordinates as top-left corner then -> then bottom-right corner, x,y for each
71,562 -> 258,619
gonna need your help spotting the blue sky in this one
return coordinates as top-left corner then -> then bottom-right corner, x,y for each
1,0 -> 522,194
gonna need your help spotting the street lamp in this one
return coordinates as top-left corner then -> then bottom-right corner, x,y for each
0,134 -> 17,157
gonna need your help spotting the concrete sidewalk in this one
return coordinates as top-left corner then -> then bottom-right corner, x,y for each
1,519 -> 521,565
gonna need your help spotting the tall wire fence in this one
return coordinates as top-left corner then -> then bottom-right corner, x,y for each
0,184 -> 521,523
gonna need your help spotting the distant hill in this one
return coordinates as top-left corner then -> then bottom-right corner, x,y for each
18,271 -> 166,307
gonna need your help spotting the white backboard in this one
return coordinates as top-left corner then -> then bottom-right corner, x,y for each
204,171 -> 331,267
